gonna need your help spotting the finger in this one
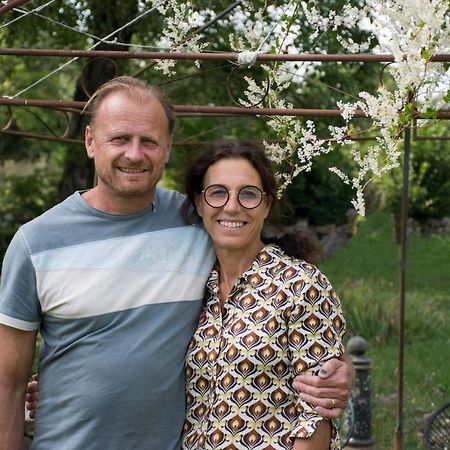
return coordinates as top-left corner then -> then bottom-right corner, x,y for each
294,373 -> 348,390
25,400 -> 38,409
299,392 -> 347,410
318,358 -> 343,379
25,399 -> 38,411
27,381 -> 39,395
292,381 -> 349,401
314,405 -> 344,420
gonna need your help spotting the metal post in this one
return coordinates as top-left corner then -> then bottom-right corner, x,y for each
394,126 -> 411,449
346,336 -> 375,449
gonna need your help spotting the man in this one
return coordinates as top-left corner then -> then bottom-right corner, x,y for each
0,76 -> 353,450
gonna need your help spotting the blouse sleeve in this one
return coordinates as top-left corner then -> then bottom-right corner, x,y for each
287,264 -> 346,448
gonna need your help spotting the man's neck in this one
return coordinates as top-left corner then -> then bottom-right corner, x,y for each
81,188 -> 155,214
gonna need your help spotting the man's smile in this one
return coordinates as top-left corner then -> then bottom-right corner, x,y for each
118,167 -> 148,173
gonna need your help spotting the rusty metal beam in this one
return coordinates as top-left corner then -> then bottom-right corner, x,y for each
0,97 -> 85,110
2,97 -> 450,119
0,0 -> 30,16
0,128 -> 83,145
0,128 -> 380,146
1,47 -> 449,62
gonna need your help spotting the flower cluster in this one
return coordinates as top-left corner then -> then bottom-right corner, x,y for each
150,0 -> 210,75
148,0 -> 448,214
232,0 -> 449,215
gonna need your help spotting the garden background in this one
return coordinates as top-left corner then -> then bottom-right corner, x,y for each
1,1 -> 449,448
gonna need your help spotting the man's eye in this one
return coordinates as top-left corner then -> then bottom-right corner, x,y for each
111,136 -> 127,143
142,139 -> 159,147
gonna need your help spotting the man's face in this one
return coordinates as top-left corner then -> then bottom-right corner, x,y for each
85,90 -> 172,213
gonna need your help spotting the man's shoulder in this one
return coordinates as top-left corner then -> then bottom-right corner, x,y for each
20,193 -> 78,230
156,186 -> 186,205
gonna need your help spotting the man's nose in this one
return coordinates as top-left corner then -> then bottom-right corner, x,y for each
124,138 -> 144,161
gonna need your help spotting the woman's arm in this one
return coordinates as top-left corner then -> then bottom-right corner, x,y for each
287,263 -> 346,449
293,420 -> 331,450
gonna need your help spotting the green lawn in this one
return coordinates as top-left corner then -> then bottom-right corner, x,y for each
321,212 -> 450,449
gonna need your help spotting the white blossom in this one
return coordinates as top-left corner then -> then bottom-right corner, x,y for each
149,0 -> 449,215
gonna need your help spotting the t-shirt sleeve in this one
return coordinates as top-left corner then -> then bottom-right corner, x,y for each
0,229 -> 41,330
287,267 -> 346,448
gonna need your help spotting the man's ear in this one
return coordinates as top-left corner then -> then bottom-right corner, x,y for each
164,135 -> 173,163
85,126 -> 94,159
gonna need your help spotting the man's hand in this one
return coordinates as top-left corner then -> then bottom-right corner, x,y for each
293,353 -> 355,419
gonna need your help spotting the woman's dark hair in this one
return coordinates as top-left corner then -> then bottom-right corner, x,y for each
184,140 -> 279,222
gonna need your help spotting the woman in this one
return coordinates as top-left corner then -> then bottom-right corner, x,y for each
182,141 -> 345,449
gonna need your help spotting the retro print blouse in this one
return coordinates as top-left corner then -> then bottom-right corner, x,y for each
183,244 -> 346,450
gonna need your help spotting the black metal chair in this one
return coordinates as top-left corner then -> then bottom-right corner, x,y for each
423,400 -> 450,450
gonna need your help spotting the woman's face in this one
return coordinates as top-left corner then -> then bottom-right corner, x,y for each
195,157 -> 271,254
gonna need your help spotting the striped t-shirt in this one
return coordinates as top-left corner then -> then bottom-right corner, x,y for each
0,187 -> 215,450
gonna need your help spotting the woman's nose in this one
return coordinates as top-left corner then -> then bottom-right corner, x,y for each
223,192 -> 241,212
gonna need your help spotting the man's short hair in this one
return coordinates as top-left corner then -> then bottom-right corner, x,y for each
83,76 -> 175,134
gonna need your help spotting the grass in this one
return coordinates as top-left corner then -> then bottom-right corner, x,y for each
321,211 -> 450,449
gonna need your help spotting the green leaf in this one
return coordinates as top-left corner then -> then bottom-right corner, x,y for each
443,89 -> 450,103
421,48 -> 431,60
420,108 -> 437,120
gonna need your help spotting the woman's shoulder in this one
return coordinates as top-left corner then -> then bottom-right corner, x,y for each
264,243 -> 333,289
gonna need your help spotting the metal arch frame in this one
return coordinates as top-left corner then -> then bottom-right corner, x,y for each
1,5 -> 450,448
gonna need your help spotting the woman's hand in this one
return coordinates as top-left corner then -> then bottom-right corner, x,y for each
25,374 -> 39,419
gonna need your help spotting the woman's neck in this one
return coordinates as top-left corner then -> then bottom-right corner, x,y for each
215,240 -> 265,302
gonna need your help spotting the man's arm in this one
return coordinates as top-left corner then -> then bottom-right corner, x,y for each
292,353 -> 355,419
0,324 -> 37,450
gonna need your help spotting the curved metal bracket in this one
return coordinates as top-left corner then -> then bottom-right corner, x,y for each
226,64 -> 270,108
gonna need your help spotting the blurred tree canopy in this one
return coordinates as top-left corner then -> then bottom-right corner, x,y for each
0,0 -> 448,229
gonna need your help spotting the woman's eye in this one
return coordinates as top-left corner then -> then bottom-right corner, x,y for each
240,189 -> 258,199
210,189 -> 227,198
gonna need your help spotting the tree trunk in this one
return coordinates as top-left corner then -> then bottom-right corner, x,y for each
58,0 -> 139,200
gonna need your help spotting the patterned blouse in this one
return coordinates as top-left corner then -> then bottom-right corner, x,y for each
182,244 -> 346,450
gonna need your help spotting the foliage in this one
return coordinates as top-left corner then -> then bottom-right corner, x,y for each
374,122 -> 450,222
0,150 -> 64,224
284,150 -> 355,225
321,211 -> 450,449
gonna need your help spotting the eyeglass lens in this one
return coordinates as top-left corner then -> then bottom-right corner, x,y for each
203,185 -> 264,209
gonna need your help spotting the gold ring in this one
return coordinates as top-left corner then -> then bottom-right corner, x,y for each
331,398 -> 336,407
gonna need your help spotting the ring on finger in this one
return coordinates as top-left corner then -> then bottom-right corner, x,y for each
331,398 -> 336,407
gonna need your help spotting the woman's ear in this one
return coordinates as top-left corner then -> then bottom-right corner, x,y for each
263,197 -> 272,219
195,193 -> 203,218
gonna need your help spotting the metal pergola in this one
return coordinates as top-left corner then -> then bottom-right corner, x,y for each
1,3 -> 449,449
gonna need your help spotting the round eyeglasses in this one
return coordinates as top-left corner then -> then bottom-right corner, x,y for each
202,184 -> 266,209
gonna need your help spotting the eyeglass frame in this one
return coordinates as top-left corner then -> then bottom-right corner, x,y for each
201,184 -> 267,209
